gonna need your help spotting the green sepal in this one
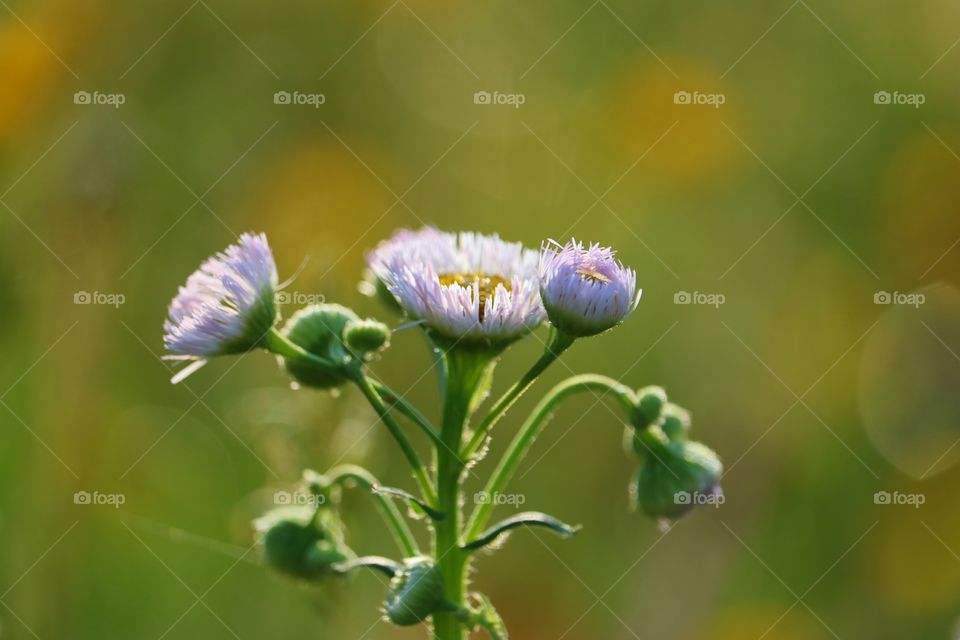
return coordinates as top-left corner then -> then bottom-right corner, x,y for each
463,511 -> 580,551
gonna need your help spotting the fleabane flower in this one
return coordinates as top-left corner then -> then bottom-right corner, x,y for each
164,233 -> 279,360
367,228 -> 545,344
538,239 -> 640,337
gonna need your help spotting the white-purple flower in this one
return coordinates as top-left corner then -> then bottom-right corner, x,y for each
367,228 -> 546,343
538,239 -> 640,337
164,232 -> 279,359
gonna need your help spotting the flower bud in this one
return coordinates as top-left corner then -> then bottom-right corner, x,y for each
255,508 -> 350,580
632,440 -> 722,521
632,386 -> 667,428
344,318 -> 391,355
280,304 -> 358,389
659,403 -> 691,442
385,557 -> 450,626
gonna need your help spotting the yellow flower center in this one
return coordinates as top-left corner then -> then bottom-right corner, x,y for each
576,266 -> 612,284
438,273 -> 510,322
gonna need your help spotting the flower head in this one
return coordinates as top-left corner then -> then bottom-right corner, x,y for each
164,233 -> 279,358
367,227 -> 545,344
538,239 -> 640,337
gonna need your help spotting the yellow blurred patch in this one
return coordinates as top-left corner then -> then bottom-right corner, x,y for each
607,60 -> 742,183
880,130 -> 960,279
0,21 -> 62,139
870,479 -> 960,612
700,603 -> 827,640
246,139 -> 399,280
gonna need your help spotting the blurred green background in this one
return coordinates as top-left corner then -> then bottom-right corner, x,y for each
2,0 -> 960,638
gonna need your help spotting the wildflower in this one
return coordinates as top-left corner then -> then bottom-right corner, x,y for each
538,239 -> 640,337
163,233 -> 278,359
367,228 -> 545,344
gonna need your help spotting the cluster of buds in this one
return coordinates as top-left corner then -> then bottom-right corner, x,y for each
626,386 -> 723,523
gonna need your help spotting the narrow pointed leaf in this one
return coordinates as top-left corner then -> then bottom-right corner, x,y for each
373,485 -> 446,521
463,511 -> 580,551
331,555 -> 401,577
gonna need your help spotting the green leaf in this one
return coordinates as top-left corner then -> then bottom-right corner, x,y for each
463,511 -> 580,551
373,485 -> 446,521
470,593 -> 508,639
331,555 -> 401,577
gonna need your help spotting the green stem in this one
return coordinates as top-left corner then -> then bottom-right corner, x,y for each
353,374 -> 438,507
432,347 -> 496,640
368,379 -> 442,446
464,374 -> 636,541
326,465 -> 420,557
264,329 -> 438,507
462,330 -> 575,458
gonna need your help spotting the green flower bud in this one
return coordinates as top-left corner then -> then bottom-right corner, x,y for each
632,440 -> 722,521
632,386 -> 667,428
280,304 -> 358,389
343,318 -> 391,355
385,557 -> 450,626
255,508 -> 350,580
659,403 -> 691,442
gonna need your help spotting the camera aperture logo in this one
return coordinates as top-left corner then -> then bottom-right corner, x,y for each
277,291 -> 326,305
873,90 -> 925,108
273,90 -> 326,108
273,490 -> 326,507
874,290 -> 924,308
74,291 -> 125,308
673,90 -> 725,108
873,490 -> 924,508
673,490 -> 724,508
74,91 -> 126,108
474,491 -> 526,508
674,291 -> 725,308
473,90 -> 525,108
74,490 -> 126,508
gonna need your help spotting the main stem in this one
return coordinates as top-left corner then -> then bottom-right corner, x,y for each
432,348 -> 493,640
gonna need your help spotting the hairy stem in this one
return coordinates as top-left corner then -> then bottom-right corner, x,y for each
432,348 -> 495,640
464,374 -> 636,541
462,331 -> 575,458
353,374 -> 438,507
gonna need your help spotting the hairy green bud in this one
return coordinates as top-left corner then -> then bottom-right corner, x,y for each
632,440 -> 723,521
280,304 -> 358,389
659,403 -> 691,442
385,557 -> 451,626
255,508 -> 349,580
344,318 -> 391,355
632,386 -> 667,428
